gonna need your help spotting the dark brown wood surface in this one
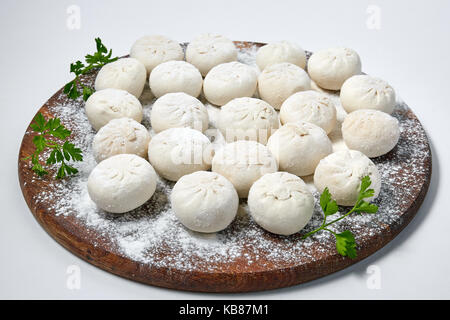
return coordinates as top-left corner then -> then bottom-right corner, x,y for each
17,41 -> 432,293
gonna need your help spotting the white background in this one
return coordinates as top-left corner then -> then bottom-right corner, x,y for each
1,0 -> 449,299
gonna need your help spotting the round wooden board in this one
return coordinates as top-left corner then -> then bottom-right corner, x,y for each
18,41 -> 432,293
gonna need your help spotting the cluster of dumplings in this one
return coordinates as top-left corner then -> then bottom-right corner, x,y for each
85,34 -> 400,236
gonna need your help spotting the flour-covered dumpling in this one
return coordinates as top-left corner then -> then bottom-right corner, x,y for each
212,140 -> 278,198
342,109 -> 400,158
258,62 -> 311,110
267,121 -> 332,177
149,61 -> 203,98
340,75 -> 396,114
203,62 -> 257,106
151,92 -> 208,133
92,118 -> 150,163
87,154 -> 157,213
85,88 -> 143,131
186,33 -> 237,77
280,90 -> 337,134
308,47 -> 361,90
148,127 -> 212,181
94,58 -> 146,98
256,41 -> 306,71
171,171 -> 239,233
248,172 -> 314,235
130,35 -> 184,74
217,97 -> 279,144
314,150 -> 381,206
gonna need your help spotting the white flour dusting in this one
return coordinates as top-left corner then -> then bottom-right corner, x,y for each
27,45 -> 430,272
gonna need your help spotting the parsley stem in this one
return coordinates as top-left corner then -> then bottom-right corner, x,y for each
323,207 -> 356,229
323,228 -> 336,235
302,207 -> 356,239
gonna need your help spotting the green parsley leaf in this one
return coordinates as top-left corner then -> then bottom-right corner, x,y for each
70,61 -> 85,75
32,135 -> 46,153
46,119 -> 71,140
354,201 -> 379,214
65,81 -> 81,100
335,230 -> 357,259
31,154 -> 48,176
64,38 -> 118,101
56,165 -> 66,179
30,112 -> 46,132
360,175 -> 371,193
302,175 -> 379,259
23,113 -> 83,179
82,85 -> 94,101
63,141 -> 83,162
320,187 -> 339,216
46,150 -> 57,165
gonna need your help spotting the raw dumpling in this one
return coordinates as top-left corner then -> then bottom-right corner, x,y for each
150,92 -> 209,133
342,109 -> 400,158
171,171 -> 239,233
256,41 -> 306,71
130,35 -> 184,74
87,154 -> 157,213
212,140 -> 278,198
147,127 -> 212,181
149,61 -> 203,98
186,33 -> 237,76
94,57 -> 146,98
340,75 -> 396,114
280,90 -> 337,134
217,97 -> 279,144
85,88 -> 143,131
248,172 -> 314,236
314,150 -> 381,206
258,62 -> 311,110
307,47 -> 361,91
267,121 -> 332,176
92,117 -> 150,163
203,62 -> 257,106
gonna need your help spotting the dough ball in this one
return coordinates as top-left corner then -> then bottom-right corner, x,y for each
308,47 -> 361,90
94,58 -> 146,98
149,61 -> 203,98
314,150 -> 381,206
87,154 -> 157,213
186,33 -> 237,76
267,121 -> 332,176
171,171 -> 239,233
130,35 -> 184,74
280,90 -> 337,134
217,97 -> 279,144
85,88 -> 143,131
258,62 -> 311,110
256,41 -> 306,71
151,92 -> 209,133
92,118 -> 150,163
212,140 -> 278,198
148,127 -> 212,181
248,172 -> 314,235
342,109 -> 400,158
340,75 -> 396,114
203,62 -> 257,106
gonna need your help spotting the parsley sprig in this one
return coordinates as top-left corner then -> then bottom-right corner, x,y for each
302,176 -> 379,259
23,113 -> 83,179
63,38 -> 118,101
